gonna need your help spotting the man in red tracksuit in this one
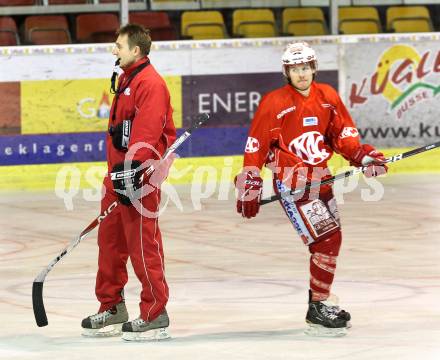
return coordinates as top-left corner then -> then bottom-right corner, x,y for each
81,24 -> 176,342
235,42 -> 387,336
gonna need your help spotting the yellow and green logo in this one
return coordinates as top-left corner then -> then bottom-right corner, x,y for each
349,45 -> 440,119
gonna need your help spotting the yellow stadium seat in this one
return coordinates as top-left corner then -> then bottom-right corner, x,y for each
282,8 -> 327,36
339,7 -> 381,34
232,9 -> 277,38
391,19 -> 431,33
181,11 -> 227,40
387,6 -> 433,32
340,21 -> 380,34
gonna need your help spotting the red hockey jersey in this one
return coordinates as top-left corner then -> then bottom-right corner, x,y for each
243,82 -> 362,180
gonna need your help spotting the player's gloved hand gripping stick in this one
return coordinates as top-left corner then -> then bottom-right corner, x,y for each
32,113 -> 210,327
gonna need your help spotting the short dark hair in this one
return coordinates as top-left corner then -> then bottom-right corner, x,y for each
117,23 -> 152,56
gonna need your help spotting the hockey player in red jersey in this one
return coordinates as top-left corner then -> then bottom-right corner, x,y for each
235,42 -> 387,336
81,24 -> 176,341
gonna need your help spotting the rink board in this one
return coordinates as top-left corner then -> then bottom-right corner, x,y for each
1,148 -> 439,191
1,35 -> 439,190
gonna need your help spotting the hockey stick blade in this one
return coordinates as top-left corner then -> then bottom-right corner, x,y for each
32,229 -> 93,327
261,140 -> 440,206
32,112 -> 210,327
32,282 -> 47,327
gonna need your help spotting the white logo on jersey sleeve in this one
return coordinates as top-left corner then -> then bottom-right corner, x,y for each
245,137 -> 260,153
289,131 -> 330,165
339,127 -> 359,139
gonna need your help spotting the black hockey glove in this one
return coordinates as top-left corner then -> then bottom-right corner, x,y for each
110,160 -> 143,206
110,120 -> 131,151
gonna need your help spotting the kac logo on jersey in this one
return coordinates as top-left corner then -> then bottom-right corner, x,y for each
339,127 -> 359,139
245,136 -> 260,153
289,131 -> 330,165
124,87 -> 131,96
303,116 -> 318,127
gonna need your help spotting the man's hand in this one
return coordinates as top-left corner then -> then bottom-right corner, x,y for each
148,154 -> 176,189
351,144 -> 388,177
234,171 -> 263,219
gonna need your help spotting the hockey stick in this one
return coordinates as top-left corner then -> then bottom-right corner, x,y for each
32,113 -> 210,327
260,140 -> 440,206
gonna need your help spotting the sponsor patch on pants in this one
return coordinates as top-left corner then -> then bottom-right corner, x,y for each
298,199 -> 339,238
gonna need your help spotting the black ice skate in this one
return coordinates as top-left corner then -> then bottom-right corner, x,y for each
305,291 -> 350,336
122,309 -> 170,342
81,302 -> 128,337
328,304 -> 351,322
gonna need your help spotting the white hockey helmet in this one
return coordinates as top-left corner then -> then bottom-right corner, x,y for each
281,42 -> 317,77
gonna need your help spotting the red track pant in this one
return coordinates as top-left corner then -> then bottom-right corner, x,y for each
95,176 -> 169,321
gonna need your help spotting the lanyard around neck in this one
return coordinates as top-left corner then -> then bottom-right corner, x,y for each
110,59 -> 150,122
